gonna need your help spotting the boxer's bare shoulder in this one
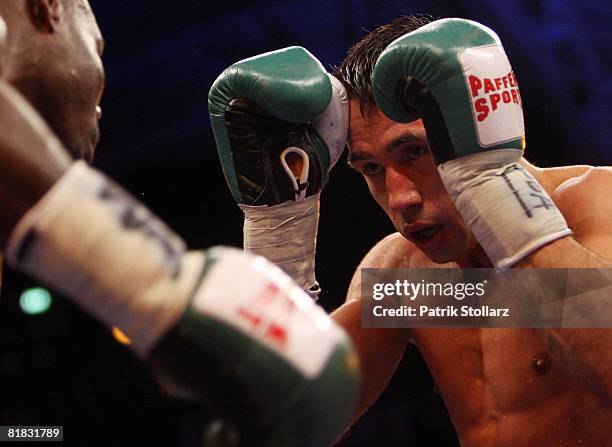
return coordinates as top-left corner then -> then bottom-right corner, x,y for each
346,232 -> 450,302
549,165 -> 612,209
551,167 -> 612,223
546,165 -> 612,259
356,232 -> 419,269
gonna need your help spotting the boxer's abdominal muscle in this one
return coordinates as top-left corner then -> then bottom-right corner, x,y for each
412,326 -> 611,447
384,236 -> 610,446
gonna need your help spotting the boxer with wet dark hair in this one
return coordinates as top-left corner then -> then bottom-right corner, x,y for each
332,17 -> 611,446
214,15 -> 611,447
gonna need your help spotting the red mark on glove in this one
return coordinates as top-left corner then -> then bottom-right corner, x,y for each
266,324 -> 288,348
237,307 -> 263,328
468,71 -> 521,121
236,282 -> 293,350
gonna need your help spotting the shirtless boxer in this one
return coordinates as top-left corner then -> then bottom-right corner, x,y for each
0,2 -> 358,445
211,15 -> 611,447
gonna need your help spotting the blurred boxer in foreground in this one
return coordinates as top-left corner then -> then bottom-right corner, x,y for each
0,2 -> 358,446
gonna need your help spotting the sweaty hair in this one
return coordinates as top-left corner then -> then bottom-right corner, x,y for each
333,14 -> 434,113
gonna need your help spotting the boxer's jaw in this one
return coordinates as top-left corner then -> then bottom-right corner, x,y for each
348,100 -> 477,264
1,0 -> 104,161
42,0 -> 105,162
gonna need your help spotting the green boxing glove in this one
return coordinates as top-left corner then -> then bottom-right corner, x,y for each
372,18 -> 571,269
150,246 -> 359,447
209,47 -> 348,296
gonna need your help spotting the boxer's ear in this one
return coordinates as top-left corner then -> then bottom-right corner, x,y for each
26,0 -> 62,33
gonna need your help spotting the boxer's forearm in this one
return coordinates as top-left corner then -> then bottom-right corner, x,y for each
519,236 -> 611,269
518,237 -> 610,321
331,300 -> 411,433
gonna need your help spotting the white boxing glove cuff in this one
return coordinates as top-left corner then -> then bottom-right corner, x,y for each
438,150 -> 572,270
312,74 -> 349,170
6,161 -> 205,356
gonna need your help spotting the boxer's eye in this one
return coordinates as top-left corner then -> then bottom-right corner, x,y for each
405,145 -> 427,159
363,162 -> 383,177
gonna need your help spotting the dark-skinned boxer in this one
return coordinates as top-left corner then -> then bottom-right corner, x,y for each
0,2 -> 359,446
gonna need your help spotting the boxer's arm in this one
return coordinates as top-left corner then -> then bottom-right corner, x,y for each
0,72 -> 71,290
519,167 -> 612,399
519,232 -> 610,268
331,234 -> 412,430
0,80 -> 71,245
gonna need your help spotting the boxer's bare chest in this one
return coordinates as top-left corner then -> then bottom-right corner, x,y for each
410,327 -> 610,446
387,243 -> 578,431
412,327 -> 567,418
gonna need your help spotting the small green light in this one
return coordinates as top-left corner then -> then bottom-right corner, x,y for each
19,288 -> 52,315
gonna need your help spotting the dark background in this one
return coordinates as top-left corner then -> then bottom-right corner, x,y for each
0,0 -> 610,446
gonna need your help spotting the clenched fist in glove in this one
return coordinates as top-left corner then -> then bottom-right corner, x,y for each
209,47 -> 348,297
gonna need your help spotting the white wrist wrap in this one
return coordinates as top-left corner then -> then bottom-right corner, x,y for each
240,193 -> 320,298
438,149 -> 572,270
6,161 -> 204,356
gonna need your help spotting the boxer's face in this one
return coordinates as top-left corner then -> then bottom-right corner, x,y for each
347,100 -> 477,264
15,0 -> 104,161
